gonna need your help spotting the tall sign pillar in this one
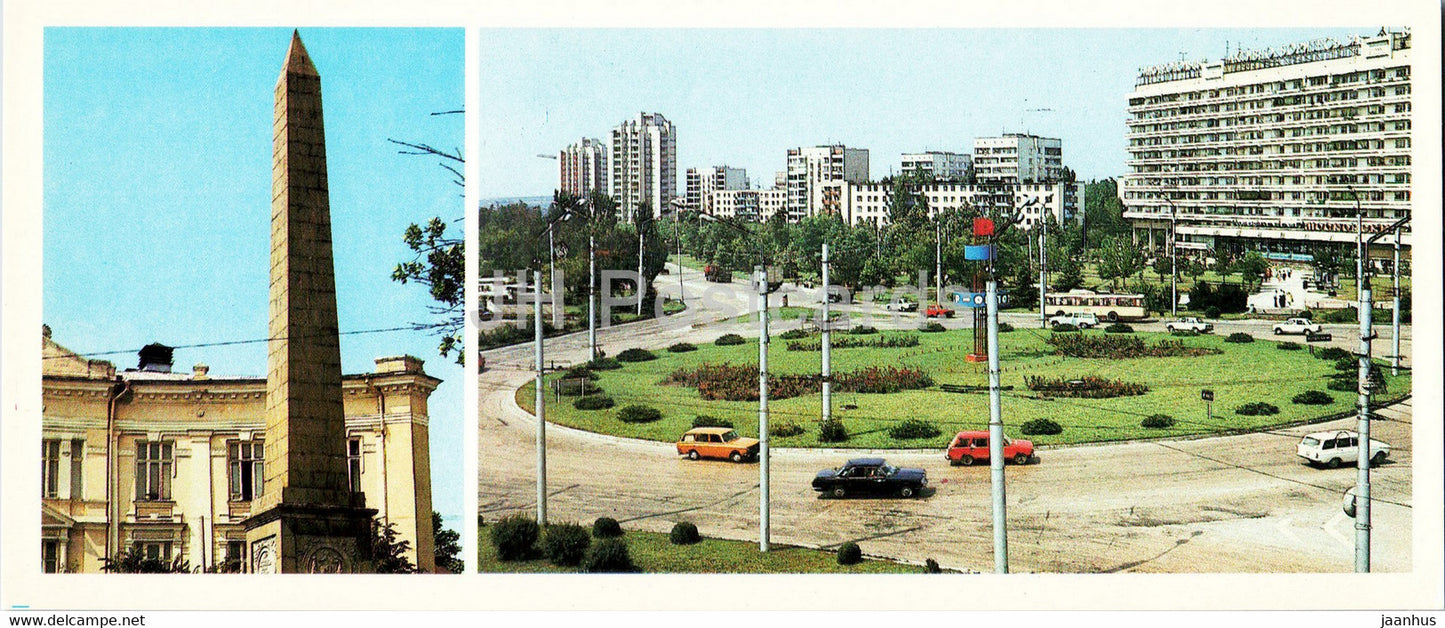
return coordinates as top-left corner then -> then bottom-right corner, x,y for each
244,32 -> 376,574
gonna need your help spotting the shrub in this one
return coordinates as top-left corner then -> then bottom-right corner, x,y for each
772,421 -> 805,437
1292,390 -> 1334,405
592,517 -> 623,538
1235,401 -> 1279,416
1141,414 -> 1175,429
818,417 -> 850,443
849,325 -> 878,335
1170,329 -> 1199,337
715,333 -> 746,346
563,366 -> 599,381
1104,323 -> 1134,334
542,523 -> 591,567
691,415 -> 732,429
669,522 -> 701,545
888,419 -> 941,440
617,404 -> 662,424
573,395 -> 615,410
1051,323 -> 1080,332
924,558 -> 942,574
779,329 -> 811,340
1025,375 -> 1147,398
587,357 -> 622,370
616,348 -> 656,362
1204,306 -> 1222,319
836,542 -> 862,566
1315,347 -> 1349,361
919,322 -> 946,333
489,514 -> 540,561
582,538 -> 635,573
997,322 -> 1015,333
1334,357 -> 1357,372
1276,341 -> 1302,351
556,379 -> 599,396
1224,332 -> 1254,343
1021,418 -> 1063,436
667,342 -> 697,353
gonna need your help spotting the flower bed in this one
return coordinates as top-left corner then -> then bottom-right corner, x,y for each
1046,334 -> 1220,359
1024,375 -> 1148,398
663,363 -> 932,401
785,334 -> 920,352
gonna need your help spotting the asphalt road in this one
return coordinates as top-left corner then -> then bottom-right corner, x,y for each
479,267 -> 1413,573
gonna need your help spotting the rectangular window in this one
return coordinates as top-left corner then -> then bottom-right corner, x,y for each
42,440 -> 61,498
347,437 -> 363,493
135,541 -> 172,562
224,540 -> 247,573
228,440 -> 264,501
43,540 -> 61,573
69,439 -> 84,500
135,440 -> 174,501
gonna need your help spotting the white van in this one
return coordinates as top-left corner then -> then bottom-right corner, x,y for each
1296,430 -> 1390,468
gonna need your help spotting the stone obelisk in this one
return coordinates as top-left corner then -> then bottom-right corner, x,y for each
244,31 -> 375,574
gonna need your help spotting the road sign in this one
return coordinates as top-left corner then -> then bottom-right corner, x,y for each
1201,389 -> 1215,401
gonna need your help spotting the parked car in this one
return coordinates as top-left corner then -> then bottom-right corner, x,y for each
1273,317 -> 1323,335
1047,312 -> 1098,329
946,431 -> 1038,466
925,304 -> 955,318
1165,317 -> 1214,333
883,298 -> 918,312
812,458 -> 928,498
676,427 -> 759,463
1296,430 -> 1390,468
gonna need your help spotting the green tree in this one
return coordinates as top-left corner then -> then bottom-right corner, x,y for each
1233,250 -> 1270,291
372,520 -> 417,574
1096,235 -> 1144,292
432,511 -> 463,574
388,133 -> 466,364
1083,178 -> 1131,250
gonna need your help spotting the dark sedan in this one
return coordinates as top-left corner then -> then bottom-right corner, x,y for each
812,458 -> 928,498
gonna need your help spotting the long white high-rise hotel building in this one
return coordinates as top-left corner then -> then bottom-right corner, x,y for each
1122,29 -> 1412,257
609,112 -> 677,222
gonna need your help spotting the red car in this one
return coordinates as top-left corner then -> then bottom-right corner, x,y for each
925,304 -> 955,318
946,431 -> 1037,466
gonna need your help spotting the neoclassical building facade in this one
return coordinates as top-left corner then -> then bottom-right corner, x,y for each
40,328 -> 440,573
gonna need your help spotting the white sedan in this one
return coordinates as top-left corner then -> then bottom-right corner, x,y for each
1273,317 -> 1323,335
1047,313 -> 1098,329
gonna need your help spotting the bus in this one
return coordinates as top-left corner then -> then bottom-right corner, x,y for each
1043,289 -> 1146,322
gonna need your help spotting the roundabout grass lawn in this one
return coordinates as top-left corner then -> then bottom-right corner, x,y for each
478,524 -> 923,573
518,328 -> 1410,449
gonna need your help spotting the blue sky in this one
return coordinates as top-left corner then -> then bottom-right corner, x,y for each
43,27 -> 466,526
479,27 -> 1366,197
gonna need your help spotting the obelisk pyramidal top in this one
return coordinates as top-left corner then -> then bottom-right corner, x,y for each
246,32 -> 374,574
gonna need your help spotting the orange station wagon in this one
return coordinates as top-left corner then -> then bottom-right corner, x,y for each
677,427 -> 760,463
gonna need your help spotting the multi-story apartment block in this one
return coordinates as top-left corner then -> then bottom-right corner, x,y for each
827,180 -> 1082,230
785,145 -> 869,221
900,151 -> 973,182
1121,29 -> 1412,257
609,112 -> 677,222
973,134 -> 1064,185
684,165 -> 749,214
559,138 -> 607,198
712,188 -> 787,222
41,330 -> 439,573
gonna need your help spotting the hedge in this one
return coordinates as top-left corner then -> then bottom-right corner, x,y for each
490,515 -> 539,562
616,348 -> 657,362
573,395 -> 615,410
1021,418 -> 1063,435
1235,401 -> 1280,416
888,419 -> 941,440
715,334 -> 746,346
617,404 -> 662,423
542,523 -> 590,567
